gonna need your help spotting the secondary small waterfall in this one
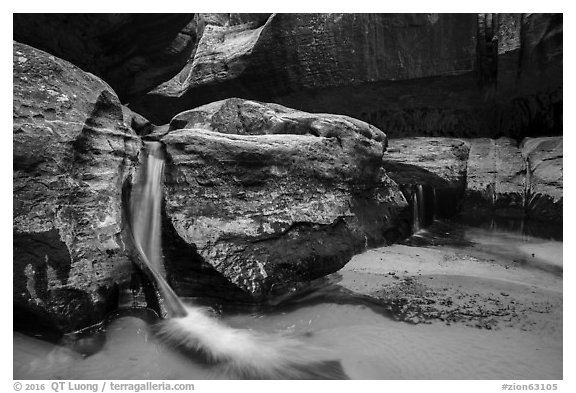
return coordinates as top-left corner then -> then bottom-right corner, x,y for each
432,188 -> 438,221
412,184 -> 426,233
130,141 -> 186,318
410,184 -> 441,234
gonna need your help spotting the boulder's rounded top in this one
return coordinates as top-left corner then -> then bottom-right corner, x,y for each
167,98 -> 387,147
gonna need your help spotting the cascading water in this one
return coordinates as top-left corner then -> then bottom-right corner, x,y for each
432,188 -> 438,221
128,142 -> 346,379
410,184 -> 446,235
131,142 -> 166,278
412,184 -> 426,233
130,141 -> 186,318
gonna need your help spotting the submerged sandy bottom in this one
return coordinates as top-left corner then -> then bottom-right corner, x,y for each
14,222 -> 562,380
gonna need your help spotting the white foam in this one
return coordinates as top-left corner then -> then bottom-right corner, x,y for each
156,306 -> 346,379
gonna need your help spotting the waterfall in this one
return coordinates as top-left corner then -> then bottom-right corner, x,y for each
130,142 -> 186,318
411,184 -> 443,234
412,190 -> 420,233
412,184 -> 426,233
432,187 -> 438,221
131,142 -> 165,277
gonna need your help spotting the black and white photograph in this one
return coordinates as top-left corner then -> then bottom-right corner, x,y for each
10,6 -> 568,387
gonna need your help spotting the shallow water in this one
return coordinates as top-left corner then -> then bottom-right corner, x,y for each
406,218 -> 563,274
13,302 -> 561,380
14,220 -> 562,380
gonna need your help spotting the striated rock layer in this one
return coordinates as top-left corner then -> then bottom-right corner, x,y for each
463,138 -> 526,218
522,137 -> 563,222
493,14 -> 562,138
379,136 -> 562,224
13,42 -> 142,332
13,14 -> 197,100
130,13 -> 484,136
13,13 -> 562,140
383,138 -> 470,190
128,13 -> 560,140
160,99 -> 408,299
461,136 -> 562,223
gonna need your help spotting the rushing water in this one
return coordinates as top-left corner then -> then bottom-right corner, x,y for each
131,142 -> 166,278
412,186 -> 423,233
410,184 -> 441,233
129,141 -> 186,318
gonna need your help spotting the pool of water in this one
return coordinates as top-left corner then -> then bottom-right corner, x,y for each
13,219 -> 563,380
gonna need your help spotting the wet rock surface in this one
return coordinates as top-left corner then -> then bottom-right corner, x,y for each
13,42 -> 141,332
161,99 -> 407,299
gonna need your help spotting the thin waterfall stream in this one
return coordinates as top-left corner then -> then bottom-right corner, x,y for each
129,141 -> 186,318
411,184 -> 426,233
131,142 -> 166,278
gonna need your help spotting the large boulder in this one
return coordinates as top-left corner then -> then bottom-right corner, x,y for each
13,42 -> 142,332
160,98 -> 407,299
13,14 -> 197,100
522,137 -> 563,222
463,138 -> 526,217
